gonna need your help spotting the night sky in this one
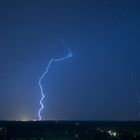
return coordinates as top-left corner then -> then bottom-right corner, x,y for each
0,0 -> 140,121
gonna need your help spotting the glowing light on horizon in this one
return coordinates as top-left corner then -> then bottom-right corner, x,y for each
38,48 -> 73,120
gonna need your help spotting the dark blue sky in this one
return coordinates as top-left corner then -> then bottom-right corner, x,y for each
0,0 -> 140,120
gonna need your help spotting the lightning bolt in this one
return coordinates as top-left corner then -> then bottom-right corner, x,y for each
38,48 -> 73,120
129,67 -> 140,118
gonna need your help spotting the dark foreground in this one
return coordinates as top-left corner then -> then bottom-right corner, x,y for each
0,121 -> 140,140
